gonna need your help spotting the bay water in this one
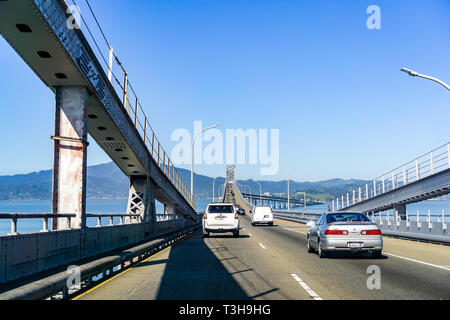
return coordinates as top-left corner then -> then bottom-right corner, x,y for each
0,199 -> 449,235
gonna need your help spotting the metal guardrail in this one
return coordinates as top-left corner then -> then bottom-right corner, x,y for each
373,215 -> 449,245
370,210 -> 449,230
0,212 -> 190,236
0,225 -> 200,300
335,142 -> 450,210
0,213 -> 141,235
272,210 -> 322,224
371,210 -> 450,223
242,193 -> 323,206
155,214 -> 183,222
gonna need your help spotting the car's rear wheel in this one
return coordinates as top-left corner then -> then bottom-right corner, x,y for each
318,240 -> 327,258
268,222 -> 273,226
233,230 -> 239,238
203,232 -> 209,238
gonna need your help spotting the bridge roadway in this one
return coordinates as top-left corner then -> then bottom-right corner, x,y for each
74,214 -> 450,300
241,192 -> 323,206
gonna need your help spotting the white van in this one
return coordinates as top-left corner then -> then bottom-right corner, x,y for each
203,203 -> 240,237
251,206 -> 273,226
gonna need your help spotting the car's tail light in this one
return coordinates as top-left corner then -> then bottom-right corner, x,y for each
361,229 -> 381,235
235,214 -> 239,219
324,229 -> 348,235
203,213 -> 207,220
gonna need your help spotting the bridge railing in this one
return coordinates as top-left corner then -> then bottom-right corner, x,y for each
337,142 -> 450,209
370,209 -> 450,225
370,210 -> 449,244
73,3 -> 195,210
272,210 -> 323,224
0,213 -> 142,235
124,76 -> 195,210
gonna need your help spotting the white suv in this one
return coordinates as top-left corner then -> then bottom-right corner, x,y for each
251,206 -> 273,226
203,203 -> 240,237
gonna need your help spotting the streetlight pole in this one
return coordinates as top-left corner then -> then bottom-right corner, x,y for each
218,183 -> 226,202
212,176 -> 220,203
279,162 -> 290,211
255,181 -> 262,205
400,68 -> 450,91
300,191 -> 306,211
237,182 -> 250,196
191,123 -> 220,203
287,176 -> 290,211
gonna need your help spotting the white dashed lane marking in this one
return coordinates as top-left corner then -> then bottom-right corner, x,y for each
258,243 -> 266,249
291,274 -> 322,300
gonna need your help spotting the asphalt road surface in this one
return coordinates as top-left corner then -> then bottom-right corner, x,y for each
75,214 -> 450,300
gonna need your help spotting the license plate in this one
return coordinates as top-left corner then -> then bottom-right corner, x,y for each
215,216 -> 224,220
264,215 -> 269,218
347,242 -> 363,249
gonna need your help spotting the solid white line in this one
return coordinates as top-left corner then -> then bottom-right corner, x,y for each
384,252 -> 450,271
282,227 -> 307,235
258,242 -> 266,249
291,274 -> 322,300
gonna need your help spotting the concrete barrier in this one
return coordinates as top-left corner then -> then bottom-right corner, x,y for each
0,225 -> 200,300
0,219 -> 199,285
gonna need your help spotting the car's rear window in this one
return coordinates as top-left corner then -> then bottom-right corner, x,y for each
255,207 -> 271,214
326,213 -> 370,223
207,205 -> 234,213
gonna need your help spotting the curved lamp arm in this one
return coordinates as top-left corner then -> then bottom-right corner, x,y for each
401,68 -> 450,91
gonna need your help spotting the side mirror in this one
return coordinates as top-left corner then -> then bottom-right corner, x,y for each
306,221 -> 315,228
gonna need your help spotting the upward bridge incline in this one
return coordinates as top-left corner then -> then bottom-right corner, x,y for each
0,0 -> 195,220
0,0 -> 200,288
336,142 -> 450,216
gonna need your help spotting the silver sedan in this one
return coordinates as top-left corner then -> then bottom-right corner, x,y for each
306,212 -> 383,258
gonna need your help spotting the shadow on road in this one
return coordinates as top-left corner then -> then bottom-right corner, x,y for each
323,252 -> 389,260
204,234 -> 250,239
155,231 -> 251,300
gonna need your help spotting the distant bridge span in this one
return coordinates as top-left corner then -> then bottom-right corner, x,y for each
337,143 -> 450,218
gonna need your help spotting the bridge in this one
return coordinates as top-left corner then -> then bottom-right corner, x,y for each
0,0 -> 198,293
0,0 -> 449,301
335,143 -> 450,215
334,143 -> 450,244
241,192 -> 324,209
49,170 -> 448,300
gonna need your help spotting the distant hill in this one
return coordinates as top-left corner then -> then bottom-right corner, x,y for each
0,162 -> 369,202
0,162 -> 129,200
0,162 -> 221,201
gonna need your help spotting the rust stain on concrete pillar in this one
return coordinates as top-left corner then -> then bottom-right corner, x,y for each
52,87 -> 88,230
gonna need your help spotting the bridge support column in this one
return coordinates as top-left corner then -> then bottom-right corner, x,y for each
164,203 -> 176,220
393,204 -> 407,221
52,86 -> 88,230
126,176 -> 156,223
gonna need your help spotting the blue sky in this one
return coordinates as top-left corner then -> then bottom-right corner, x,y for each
0,0 -> 449,181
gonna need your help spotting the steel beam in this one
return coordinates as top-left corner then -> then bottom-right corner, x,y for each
126,176 -> 156,223
164,203 -> 176,219
342,169 -> 450,213
393,203 -> 407,221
